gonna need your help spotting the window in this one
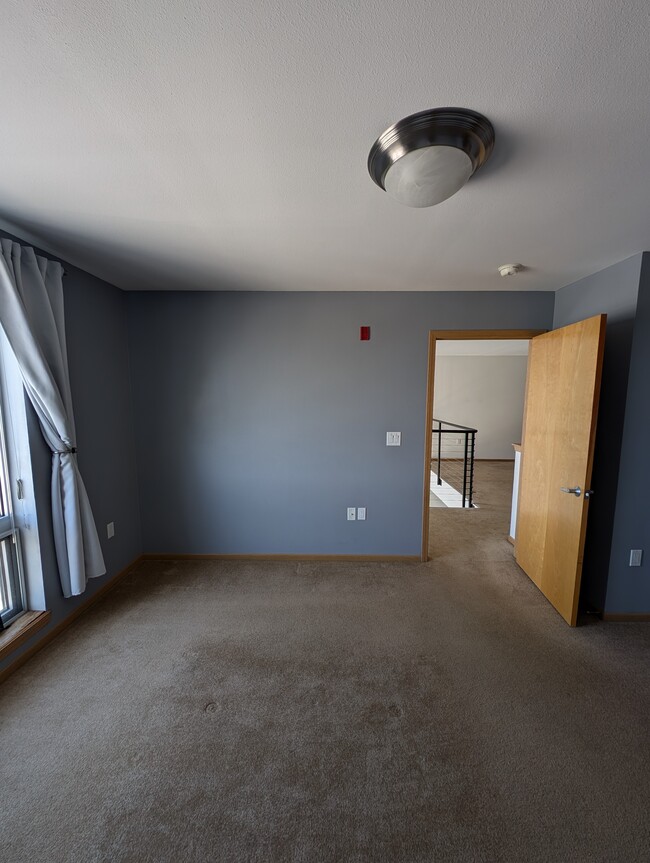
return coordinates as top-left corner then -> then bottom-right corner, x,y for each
0,402 -> 25,629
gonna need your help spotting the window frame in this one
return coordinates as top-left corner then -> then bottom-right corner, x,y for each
0,399 -> 26,629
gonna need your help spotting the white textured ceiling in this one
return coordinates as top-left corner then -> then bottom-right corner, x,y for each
1,1 -> 650,292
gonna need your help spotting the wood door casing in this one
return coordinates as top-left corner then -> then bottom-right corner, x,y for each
515,314 -> 606,625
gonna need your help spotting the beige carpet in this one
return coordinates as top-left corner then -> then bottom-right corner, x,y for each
1,462 -> 649,862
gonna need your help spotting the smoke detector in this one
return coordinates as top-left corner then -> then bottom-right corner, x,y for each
498,264 -> 522,277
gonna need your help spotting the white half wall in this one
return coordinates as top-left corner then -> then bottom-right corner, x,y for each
433,355 -> 528,460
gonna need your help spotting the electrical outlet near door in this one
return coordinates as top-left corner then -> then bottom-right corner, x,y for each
347,508 -> 366,521
629,549 -> 643,566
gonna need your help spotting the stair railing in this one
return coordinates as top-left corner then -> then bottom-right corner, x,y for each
431,418 -> 477,508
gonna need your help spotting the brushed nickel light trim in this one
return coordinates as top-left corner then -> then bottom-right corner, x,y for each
368,108 -> 495,207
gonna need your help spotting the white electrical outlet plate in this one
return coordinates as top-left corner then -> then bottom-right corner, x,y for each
630,549 -> 643,566
386,431 -> 401,446
357,507 -> 366,520
347,507 -> 356,521
107,521 -> 115,539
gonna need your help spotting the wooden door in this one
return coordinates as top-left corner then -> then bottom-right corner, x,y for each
515,314 -> 606,626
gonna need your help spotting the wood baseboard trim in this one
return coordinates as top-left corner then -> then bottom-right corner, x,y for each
141,553 -> 421,563
0,555 -> 143,686
507,535 -> 515,546
602,612 -> 650,622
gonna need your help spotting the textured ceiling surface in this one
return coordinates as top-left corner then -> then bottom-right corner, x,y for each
2,1 -> 650,292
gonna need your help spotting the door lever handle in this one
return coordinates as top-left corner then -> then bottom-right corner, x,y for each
560,486 -> 582,497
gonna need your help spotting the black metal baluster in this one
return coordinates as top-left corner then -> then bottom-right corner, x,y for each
462,432 -> 469,507
468,432 -> 475,507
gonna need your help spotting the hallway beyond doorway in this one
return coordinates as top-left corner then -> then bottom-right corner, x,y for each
428,460 -> 514,557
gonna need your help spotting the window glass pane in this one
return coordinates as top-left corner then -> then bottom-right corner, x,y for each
1,536 -> 19,618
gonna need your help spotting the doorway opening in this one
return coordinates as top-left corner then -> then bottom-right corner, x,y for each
420,329 -> 544,561
421,319 -> 606,627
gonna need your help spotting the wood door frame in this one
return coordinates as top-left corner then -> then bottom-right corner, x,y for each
420,329 -> 546,561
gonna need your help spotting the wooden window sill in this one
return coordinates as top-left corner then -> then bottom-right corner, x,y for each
0,610 -> 51,662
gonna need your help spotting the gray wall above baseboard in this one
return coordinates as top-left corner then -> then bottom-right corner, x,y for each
127,291 -> 553,556
604,252 -> 650,613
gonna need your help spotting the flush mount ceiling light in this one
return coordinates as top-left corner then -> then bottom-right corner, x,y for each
367,108 -> 495,208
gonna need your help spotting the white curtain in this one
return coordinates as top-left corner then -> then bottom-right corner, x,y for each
0,239 -> 105,596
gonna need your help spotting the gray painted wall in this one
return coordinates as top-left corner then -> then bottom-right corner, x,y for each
64,268 -> 142,579
0,232 -> 142,675
127,291 -> 553,556
553,254 -> 643,612
605,253 -> 650,612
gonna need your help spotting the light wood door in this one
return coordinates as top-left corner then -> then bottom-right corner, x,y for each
515,314 -> 606,626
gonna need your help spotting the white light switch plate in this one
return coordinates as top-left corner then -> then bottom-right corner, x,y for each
630,549 -> 643,566
386,431 -> 401,446
107,521 -> 115,539
357,507 -> 366,520
347,507 -> 356,521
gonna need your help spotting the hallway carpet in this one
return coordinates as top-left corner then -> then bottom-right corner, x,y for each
1,464 -> 649,862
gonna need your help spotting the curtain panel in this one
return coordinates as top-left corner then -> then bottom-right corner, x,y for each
0,239 -> 105,596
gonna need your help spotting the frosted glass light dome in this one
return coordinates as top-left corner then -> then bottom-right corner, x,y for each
383,145 -> 474,208
367,108 -> 495,208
